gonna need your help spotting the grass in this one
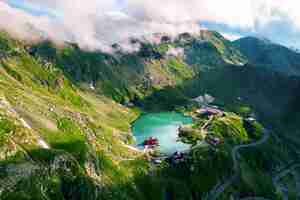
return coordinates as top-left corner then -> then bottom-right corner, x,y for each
237,160 -> 280,199
175,111 -> 267,197
234,135 -> 293,199
281,174 -> 298,199
209,113 -> 250,145
1,62 -> 23,82
165,57 -> 194,82
39,118 -> 88,166
0,116 -> 15,145
155,43 -> 171,55
0,30 -> 297,200
0,32 -> 18,53
189,146 -> 233,194
29,148 -> 62,164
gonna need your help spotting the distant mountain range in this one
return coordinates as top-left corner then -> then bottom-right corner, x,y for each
1,29 -> 300,200
233,36 -> 300,76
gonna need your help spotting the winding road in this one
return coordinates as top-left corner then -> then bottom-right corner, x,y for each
232,129 -> 270,171
208,129 -> 270,200
272,163 -> 300,200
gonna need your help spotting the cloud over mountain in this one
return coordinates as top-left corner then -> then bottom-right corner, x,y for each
1,0 -> 300,51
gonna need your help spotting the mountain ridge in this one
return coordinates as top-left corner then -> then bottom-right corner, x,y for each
233,36 -> 300,76
0,29 -> 299,199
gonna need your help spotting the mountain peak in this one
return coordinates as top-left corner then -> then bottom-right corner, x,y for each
234,36 -> 273,45
234,36 -> 300,76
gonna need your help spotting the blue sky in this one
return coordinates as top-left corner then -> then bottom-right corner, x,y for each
6,0 -> 247,41
7,0 -> 61,18
2,0 -> 300,50
7,0 -> 246,40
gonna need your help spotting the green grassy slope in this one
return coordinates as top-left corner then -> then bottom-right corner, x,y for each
0,29 -> 248,200
234,36 -> 300,76
27,30 -> 247,105
0,30 -> 299,200
0,32 -> 157,200
184,31 -> 247,69
29,40 -> 195,103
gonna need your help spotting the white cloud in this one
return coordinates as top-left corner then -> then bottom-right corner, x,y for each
0,0 -> 300,51
220,32 -> 243,41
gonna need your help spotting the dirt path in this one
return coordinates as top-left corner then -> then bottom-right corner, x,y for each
123,144 -> 141,152
201,116 -> 214,132
0,97 -> 50,149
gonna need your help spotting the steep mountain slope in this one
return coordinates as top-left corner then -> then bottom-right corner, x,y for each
183,31 -> 247,68
0,29 -> 248,200
0,30 -> 299,200
185,64 -> 300,118
27,30 -> 247,105
29,40 -> 195,103
233,36 -> 300,76
0,32 -> 154,200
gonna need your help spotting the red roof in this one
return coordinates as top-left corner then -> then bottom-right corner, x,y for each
144,138 -> 159,146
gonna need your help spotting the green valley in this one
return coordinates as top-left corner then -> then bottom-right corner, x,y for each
0,29 -> 299,200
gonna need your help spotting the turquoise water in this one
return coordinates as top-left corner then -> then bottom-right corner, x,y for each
132,112 -> 193,154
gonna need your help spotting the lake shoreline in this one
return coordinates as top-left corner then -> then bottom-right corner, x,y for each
131,112 -> 193,154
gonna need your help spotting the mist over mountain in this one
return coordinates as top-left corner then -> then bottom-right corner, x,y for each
1,1 -> 300,199
1,22 -> 300,199
2,0 -> 300,51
